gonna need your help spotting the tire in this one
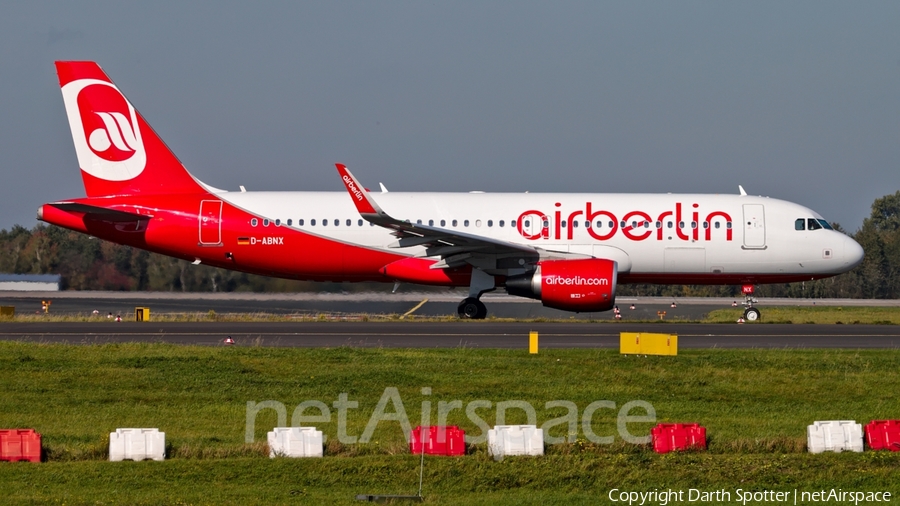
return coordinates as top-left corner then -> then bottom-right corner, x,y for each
458,297 -> 487,319
744,308 -> 761,321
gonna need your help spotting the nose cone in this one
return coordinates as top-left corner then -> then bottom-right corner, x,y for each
843,235 -> 864,270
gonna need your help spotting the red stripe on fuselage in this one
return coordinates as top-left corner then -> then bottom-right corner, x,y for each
42,193 -> 406,282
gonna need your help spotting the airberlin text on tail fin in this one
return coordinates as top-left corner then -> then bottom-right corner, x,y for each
56,61 -> 206,198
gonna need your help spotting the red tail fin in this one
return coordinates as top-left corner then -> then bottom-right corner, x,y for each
55,61 -> 206,197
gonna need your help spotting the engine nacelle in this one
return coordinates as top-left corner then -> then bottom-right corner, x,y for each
505,258 -> 617,312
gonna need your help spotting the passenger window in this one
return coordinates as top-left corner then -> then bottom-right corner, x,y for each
275,219 -> 281,226
667,221 -> 673,229
487,220 -> 493,227
299,219 -> 304,226
334,219 -> 339,226
655,221 -> 661,229
631,221 -> 637,228
358,219 -> 363,226
620,221 -> 626,228
808,218 -> 822,230
452,219 -> 458,227
464,220 -> 470,227
262,219 -> 269,227
311,219 -> 316,226
524,220 -> 530,227
499,220 -> 505,227
440,219 -> 446,227
795,219 -> 805,231
644,221 -> 650,228
678,221 -> 684,229
346,219 -> 351,226
714,222 -> 720,229
726,222 -> 732,229
561,220 -> 567,228
572,221 -> 578,228
511,220 -> 517,228
608,221 -> 614,228
702,222 -> 708,229
691,221 -> 697,229
251,218 -> 258,227
322,219 -> 327,226
416,219 -> 422,225
475,220 -> 481,227
585,221 -> 591,228
429,219 -> 434,226
543,220 -> 549,228
287,219 -> 292,226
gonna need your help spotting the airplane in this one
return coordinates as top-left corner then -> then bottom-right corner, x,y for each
38,61 -> 865,320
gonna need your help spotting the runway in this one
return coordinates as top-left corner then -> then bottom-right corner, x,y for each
1,322 -> 898,348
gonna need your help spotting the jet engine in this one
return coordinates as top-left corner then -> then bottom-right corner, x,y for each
505,258 -> 617,312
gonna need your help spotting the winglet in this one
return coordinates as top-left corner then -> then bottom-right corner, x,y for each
336,163 -> 382,216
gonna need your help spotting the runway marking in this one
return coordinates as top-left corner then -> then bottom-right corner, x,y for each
401,299 -> 429,319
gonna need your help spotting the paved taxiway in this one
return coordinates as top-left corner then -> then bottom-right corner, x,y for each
3,291 -> 898,321
1,322 -> 898,348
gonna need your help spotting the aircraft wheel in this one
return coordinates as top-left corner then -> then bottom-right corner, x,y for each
458,298 -> 487,319
744,308 -> 761,321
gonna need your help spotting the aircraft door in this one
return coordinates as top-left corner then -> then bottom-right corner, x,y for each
742,204 -> 766,249
518,211 -> 548,240
199,200 -> 223,246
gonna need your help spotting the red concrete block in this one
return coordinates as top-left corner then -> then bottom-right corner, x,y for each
865,420 -> 900,451
651,423 -> 707,454
0,429 -> 41,462
409,426 -> 465,456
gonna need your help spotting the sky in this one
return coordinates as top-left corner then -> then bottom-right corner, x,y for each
1,1 -> 898,232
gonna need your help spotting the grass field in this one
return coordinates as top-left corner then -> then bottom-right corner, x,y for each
1,342 -> 899,504
706,306 -> 900,325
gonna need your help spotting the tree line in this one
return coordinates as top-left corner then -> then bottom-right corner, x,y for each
1,191 -> 898,297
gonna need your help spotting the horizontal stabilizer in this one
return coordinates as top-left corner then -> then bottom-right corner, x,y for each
47,202 -> 150,222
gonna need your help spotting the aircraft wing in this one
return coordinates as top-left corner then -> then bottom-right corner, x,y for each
336,164 -> 542,269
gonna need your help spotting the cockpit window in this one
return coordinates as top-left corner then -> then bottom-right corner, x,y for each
802,218 -> 834,231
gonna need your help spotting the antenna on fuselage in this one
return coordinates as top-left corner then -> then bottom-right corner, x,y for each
738,185 -> 747,196
380,183 -> 389,193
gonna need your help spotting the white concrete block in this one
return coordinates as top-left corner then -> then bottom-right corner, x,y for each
807,420 -> 863,453
267,427 -> 324,458
488,425 -> 544,457
109,428 -> 165,461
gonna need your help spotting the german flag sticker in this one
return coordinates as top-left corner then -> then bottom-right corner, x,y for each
237,237 -> 250,245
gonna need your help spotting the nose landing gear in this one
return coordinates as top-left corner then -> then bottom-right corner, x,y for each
741,284 -> 761,321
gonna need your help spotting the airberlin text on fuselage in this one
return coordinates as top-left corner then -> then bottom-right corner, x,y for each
517,202 -> 734,242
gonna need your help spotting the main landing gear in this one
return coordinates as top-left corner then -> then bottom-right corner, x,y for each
458,298 -> 487,319
457,268 -> 494,320
741,284 -> 761,321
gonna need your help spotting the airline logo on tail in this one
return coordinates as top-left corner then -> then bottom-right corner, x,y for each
60,79 -> 146,181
